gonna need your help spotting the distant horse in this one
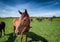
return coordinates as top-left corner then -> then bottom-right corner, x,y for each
0,21 -> 5,37
13,9 -> 30,42
48,17 -> 53,22
30,18 -> 33,22
36,17 -> 43,21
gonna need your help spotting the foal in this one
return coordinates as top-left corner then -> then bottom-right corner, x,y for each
13,9 -> 30,42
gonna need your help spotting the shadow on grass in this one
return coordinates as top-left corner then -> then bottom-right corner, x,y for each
5,33 -> 16,42
4,32 -> 48,42
28,32 -> 48,42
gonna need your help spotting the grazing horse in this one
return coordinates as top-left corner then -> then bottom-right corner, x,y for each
30,18 -> 33,22
13,9 -> 30,42
0,21 -> 5,37
36,17 -> 43,21
48,17 -> 53,22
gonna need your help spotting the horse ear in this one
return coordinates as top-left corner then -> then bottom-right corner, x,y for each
18,10 -> 22,15
25,9 -> 27,14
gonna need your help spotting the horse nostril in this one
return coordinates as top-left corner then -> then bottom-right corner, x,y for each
18,32 -> 20,35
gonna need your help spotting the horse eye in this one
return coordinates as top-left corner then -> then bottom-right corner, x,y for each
24,20 -> 26,21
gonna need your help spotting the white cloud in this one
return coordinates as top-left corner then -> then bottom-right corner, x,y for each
0,2 -> 60,17
30,10 -> 60,17
0,2 -> 30,17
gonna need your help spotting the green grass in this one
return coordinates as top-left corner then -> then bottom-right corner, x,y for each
0,18 -> 60,42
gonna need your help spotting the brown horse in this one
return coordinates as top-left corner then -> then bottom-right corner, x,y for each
13,9 -> 30,42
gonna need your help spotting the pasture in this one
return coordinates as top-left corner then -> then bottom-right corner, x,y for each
0,17 -> 60,42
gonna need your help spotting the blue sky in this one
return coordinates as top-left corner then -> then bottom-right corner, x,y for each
0,0 -> 60,17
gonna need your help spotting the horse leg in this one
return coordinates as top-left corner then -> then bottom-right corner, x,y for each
13,26 -> 16,32
0,30 -> 2,37
26,32 -> 28,42
20,34 -> 23,42
0,31 -> 1,37
13,26 -> 16,36
3,28 -> 5,35
20,28 -> 26,42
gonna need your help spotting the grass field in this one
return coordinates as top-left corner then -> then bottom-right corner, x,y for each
0,18 -> 60,42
